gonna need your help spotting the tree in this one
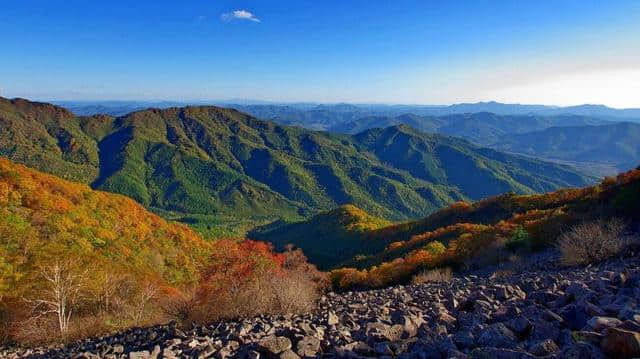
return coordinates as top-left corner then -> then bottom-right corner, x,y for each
24,262 -> 87,336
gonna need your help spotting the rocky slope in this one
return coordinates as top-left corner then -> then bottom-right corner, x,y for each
5,250 -> 640,358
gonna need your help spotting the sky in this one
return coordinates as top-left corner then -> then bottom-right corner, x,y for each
1,0 -> 639,107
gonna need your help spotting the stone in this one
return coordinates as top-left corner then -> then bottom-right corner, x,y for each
295,336 -> 320,357
278,349 -> 300,359
600,327 -> 640,358
587,316 -> 623,332
327,311 -> 339,326
128,351 -> 150,359
506,316 -> 532,337
469,347 -> 536,359
530,339 -> 559,356
258,336 -> 292,355
477,323 -> 517,348
365,321 -> 403,342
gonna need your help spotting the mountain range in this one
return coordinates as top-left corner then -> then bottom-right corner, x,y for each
57,100 -> 640,123
1,97 -> 594,235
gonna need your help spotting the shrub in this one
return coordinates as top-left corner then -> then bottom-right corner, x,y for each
424,241 -> 446,256
556,219 -> 626,266
411,267 -> 452,284
186,246 -> 325,324
505,226 -> 531,252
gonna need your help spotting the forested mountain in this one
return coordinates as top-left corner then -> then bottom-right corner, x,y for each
330,112 -> 608,143
493,122 -> 640,172
0,97 -> 594,235
255,166 -> 640,283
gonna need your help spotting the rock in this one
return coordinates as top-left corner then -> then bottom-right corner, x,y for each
453,330 -> 475,349
572,331 -> 604,345
327,311 -> 339,326
373,342 -> 394,356
112,345 -> 125,354
506,316 -> 532,337
587,316 -> 623,332
295,336 -> 320,357
530,339 -> 559,356
600,327 -> 640,358
477,323 -> 517,348
365,321 -> 403,343
561,343 -> 605,359
469,347 -> 536,359
278,349 -> 300,359
560,304 -> 591,330
258,336 -> 292,355
128,350 -> 151,359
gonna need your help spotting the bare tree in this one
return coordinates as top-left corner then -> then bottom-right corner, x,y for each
132,282 -> 158,323
24,262 -> 87,336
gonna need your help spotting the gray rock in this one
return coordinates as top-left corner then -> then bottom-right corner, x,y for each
258,336 -> 292,355
530,339 -> 559,356
295,336 -> 320,357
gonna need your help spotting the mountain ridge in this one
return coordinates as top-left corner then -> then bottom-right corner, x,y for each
0,97 -> 594,235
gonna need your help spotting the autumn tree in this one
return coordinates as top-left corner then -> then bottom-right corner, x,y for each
24,262 -> 87,336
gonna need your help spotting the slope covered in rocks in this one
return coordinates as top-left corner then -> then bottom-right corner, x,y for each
6,251 -> 640,358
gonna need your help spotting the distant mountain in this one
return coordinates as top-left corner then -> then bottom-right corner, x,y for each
493,122 -> 640,172
54,100 -> 191,117
330,112 -> 607,144
0,97 -> 594,235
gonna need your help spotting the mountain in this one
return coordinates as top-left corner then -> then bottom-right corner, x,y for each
54,100 -> 191,117
330,112 -> 608,144
493,122 -> 640,172
0,97 -> 594,235
58,101 -> 640,123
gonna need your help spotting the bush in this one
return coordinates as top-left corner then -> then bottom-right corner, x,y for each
505,227 -> 531,252
424,241 -> 446,255
556,219 -> 626,266
411,267 -> 452,284
185,247 -> 325,325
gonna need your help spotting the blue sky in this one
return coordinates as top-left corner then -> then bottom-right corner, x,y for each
1,1 -> 639,107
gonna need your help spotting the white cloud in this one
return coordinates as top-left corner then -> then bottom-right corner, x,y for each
221,10 -> 260,23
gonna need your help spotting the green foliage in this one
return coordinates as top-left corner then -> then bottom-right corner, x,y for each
424,241 -> 446,255
1,97 -> 593,237
250,205 -> 391,269
505,226 -> 531,252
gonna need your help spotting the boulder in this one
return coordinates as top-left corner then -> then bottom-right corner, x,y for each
600,327 -> 640,358
258,336 -> 292,355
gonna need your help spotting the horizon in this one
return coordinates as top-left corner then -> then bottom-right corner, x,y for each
2,1 -> 640,107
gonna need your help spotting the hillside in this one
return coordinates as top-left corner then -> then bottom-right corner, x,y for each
0,155 -> 213,292
0,157 -> 325,344
493,122 -> 640,172
329,167 -> 640,289
0,97 -> 594,235
12,254 -> 640,358
250,205 -> 390,269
